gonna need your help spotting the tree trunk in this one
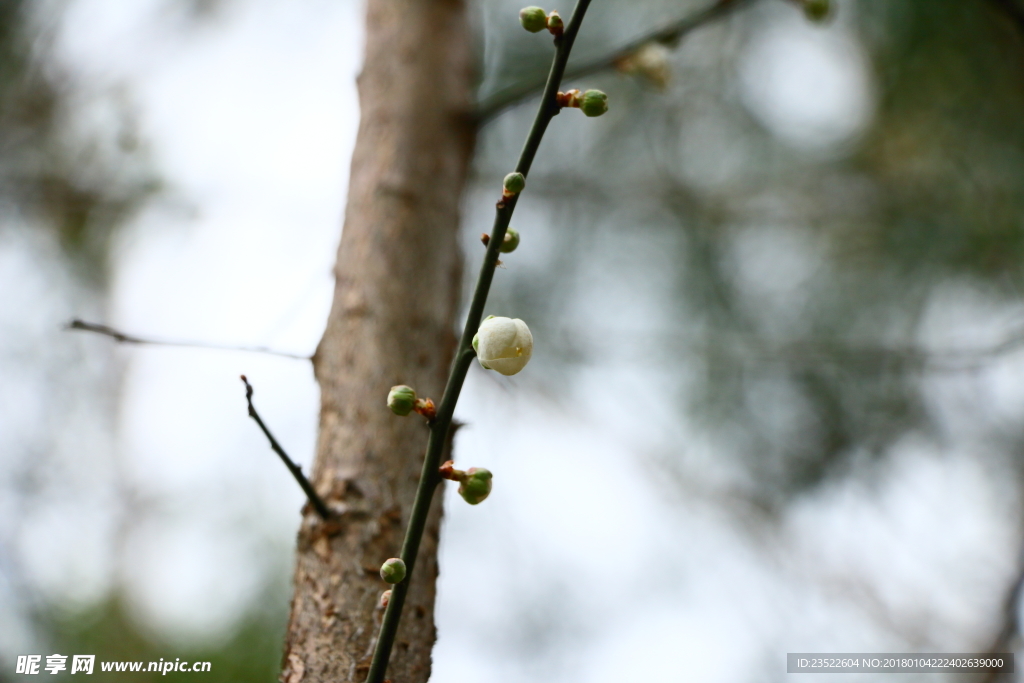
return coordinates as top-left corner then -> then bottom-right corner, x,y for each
280,0 -> 475,679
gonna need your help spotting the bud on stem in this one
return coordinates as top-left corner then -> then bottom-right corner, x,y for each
380,558 -> 407,584
556,89 -> 608,117
545,10 -> 564,35
519,6 -> 547,32
387,385 -> 416,416
388,385 -> 435,420
474,316 -> 533,375
439,460 -> 494,505
503,172 -> 526,199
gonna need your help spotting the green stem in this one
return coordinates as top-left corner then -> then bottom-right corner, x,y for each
363,1 -> 593,680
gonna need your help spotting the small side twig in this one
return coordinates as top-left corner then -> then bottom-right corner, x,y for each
66,319 -> 311,360
240,375 -> 333,520
476,0 -> 755,122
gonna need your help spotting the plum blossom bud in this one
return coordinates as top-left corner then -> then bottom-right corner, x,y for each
458,467 -> 493,505
475,316 -> 533,376
519,6 -> 547,32
380,558 -> 407,584
579,90 -> 608,117
379,590 -> 392,609
556,89 -> 608,117
545,10 -> 564,34
387,385 -> 416,416
500,228 -> 520,253
803,0 -> 830,21
503,172 -> 526,197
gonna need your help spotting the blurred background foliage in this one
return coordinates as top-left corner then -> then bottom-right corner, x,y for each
4,0 -> 1024,680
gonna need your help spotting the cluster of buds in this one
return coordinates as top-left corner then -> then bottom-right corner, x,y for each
615,42 -> 671,90
440,460 -> 494,505
519,6 -> 563,35
387,385 -> 436,420
380,558 -> 407,584
481,227 -> 520,253
555,89 -> 609,117
473,315 -> 533,376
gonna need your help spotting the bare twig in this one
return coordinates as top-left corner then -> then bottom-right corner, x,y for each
66,319 -> 311,360
476,0 -> 755,122
240,375 -> 333,520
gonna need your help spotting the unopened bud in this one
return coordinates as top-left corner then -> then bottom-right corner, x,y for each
475,316 -> 533,375
546,10 -> 563,34
519,6 -> 547,32
579,89 -> 608,117
379,590 -> 392,608
380,558 -> 407,584
387,385 -> 416,416
803,0 -> 830,21
500,228 -> 520,253
458,467 -> 493,505
503,172 -> 526,197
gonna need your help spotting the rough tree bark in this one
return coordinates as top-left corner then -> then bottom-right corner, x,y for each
280,0 -> 475,680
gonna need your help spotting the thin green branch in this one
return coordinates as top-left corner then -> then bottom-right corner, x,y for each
240,375 -> 333,521
476,0 -> 755,123
363,1 -> 594,680
66,319 -> 311,360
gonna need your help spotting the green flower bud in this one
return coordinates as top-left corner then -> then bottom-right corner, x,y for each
387,385 -> 416,416
519,6 -> 547,32
545,10 -> 563,33
458,467 -> 493,505
475,316 -> 533,376
380,558 -> 407,584
503,172 -> 526,196
579,90 -> 608,117
803,0 -> 830,21
500,228 -> 520,253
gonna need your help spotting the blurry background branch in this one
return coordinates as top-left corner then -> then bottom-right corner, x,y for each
65,313 -> 1024,375
66,319 -> 312,360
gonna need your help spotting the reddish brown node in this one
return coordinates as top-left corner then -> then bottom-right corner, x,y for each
413,397 -> 436,420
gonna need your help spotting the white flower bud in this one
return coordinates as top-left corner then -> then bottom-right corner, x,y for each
475,316 -> 533,376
